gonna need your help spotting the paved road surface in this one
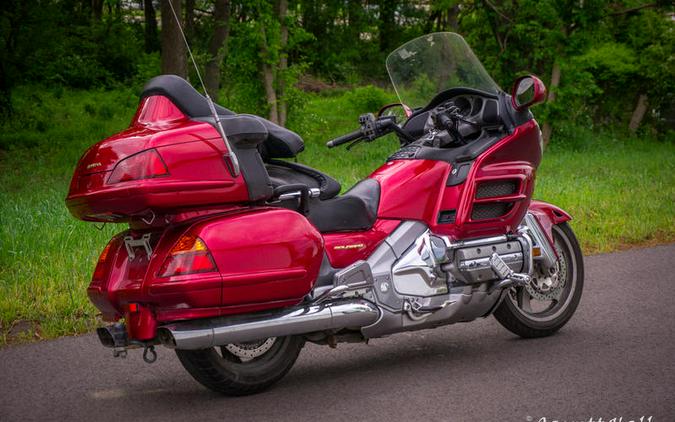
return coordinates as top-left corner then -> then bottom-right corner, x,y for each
2,244 -> 674,422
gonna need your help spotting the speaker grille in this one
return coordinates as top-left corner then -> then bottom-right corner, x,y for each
471,202 -> 513,220
475,180 -> 518,199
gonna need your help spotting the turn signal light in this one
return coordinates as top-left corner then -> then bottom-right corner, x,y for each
107,148 -> 169,184
159,235 -> 217,277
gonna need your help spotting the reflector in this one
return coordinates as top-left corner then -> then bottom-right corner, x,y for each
93,240 -> 115,280
159,235 -> 217,277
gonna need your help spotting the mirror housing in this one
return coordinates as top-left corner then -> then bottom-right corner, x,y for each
511,75 -> 546,111
377,103 -> 413,120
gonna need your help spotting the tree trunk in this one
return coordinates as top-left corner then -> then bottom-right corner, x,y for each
541,61 -> 561,146
185,0 -> 196,42
378,0 -> 397,52
204,0 -> 231,101
160,0 -> 187,78
447,5 -> 459,31
628,94 -> 648,134
260,27 -> 278,123
277,0 -> 288,127
92,0 -> 103,21
143,0 -> 160,53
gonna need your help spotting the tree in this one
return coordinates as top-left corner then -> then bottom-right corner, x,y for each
92,0 -> 103,21
378,0 -> 398,53
204,0 -> 231,101
185,0 -> 196,41
277,0 -> 289,125
143,0 -> 159,53
257,0 -> 291,125
160,0 -> 187,77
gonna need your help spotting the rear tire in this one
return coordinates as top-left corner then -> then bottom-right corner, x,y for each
176,336 -> 304,396
494,222 -> 584,338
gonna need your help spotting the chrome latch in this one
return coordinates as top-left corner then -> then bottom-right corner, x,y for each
124,233 -> 153,260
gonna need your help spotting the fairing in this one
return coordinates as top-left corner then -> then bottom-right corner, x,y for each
370,120 -> 542,240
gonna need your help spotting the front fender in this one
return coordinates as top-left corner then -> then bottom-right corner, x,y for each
527,200 -> 572,249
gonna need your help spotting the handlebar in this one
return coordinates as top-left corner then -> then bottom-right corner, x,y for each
326,114 -> 415,149
326,129 -> 363,148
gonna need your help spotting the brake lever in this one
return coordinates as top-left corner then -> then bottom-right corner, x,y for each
346,138 -> 364,151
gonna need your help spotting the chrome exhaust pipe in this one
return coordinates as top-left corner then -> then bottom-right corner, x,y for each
157,299 -> 380,350
96,323 -> 128,348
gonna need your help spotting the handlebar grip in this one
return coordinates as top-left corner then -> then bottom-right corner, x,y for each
326,129 -> 362,148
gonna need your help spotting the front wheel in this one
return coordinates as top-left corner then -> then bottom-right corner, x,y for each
176,336 -> 304,395
494,222 -> 584,338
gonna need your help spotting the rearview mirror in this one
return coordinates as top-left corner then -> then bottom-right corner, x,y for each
511,75 -> 546,111
377,103 -> 413,120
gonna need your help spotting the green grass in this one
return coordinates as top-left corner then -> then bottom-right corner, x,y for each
0,86 -> 673,344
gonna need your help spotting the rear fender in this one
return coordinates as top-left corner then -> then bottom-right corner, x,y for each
527,200 -> 572,250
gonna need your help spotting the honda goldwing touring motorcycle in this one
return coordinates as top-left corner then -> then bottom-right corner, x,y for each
66,33 -> 583,395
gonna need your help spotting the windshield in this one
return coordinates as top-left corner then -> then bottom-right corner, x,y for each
386,32 -> 501,109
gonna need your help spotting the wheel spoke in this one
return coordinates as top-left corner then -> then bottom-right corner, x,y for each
517,288 -> 533,313
551,287 -> 563,302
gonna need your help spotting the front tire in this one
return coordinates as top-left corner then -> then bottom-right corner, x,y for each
176,336 -> 304,395
494,222 -> 584,338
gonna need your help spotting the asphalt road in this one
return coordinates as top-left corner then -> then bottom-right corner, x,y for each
1,244 -> 674,422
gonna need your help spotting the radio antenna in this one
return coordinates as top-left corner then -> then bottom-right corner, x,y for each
166,0 -> 240,176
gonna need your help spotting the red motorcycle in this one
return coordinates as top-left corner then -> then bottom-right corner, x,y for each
66,33 -> 583,395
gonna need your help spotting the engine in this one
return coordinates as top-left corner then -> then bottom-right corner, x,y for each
358,219 -> 543,338
390,231 -> 527,298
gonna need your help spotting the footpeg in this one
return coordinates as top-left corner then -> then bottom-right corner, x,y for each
488,253 -> 530,293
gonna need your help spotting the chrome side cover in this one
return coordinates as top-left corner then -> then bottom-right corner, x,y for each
391,231 -> 449,297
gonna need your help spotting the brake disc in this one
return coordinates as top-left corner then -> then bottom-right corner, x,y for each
526,242 -> 567,301
224,337 -> 277,362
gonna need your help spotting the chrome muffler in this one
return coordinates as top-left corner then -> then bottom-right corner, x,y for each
157,299 -> 380,350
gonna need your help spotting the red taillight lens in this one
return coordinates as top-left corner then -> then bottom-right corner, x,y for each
107,148 -> 169,184
93,240 -> 115,280
159,235 -> 218,278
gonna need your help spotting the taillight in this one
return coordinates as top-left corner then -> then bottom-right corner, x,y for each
107,148 -> 168,184
93,239 -> 115,280
159,234 -> 217,277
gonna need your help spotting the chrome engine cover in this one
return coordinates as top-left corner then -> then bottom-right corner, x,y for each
391,231 -> 449,297
453,240 -> 524,284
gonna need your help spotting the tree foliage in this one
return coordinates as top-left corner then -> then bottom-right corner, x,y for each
0,0 -> 672,135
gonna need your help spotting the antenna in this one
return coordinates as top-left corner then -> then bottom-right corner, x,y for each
166,0 -> 240,176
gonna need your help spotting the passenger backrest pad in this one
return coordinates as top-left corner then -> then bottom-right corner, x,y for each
216,115 -> 273,201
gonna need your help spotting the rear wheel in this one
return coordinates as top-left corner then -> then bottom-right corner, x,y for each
176,336 -> 304,395
494,222 -> 584,338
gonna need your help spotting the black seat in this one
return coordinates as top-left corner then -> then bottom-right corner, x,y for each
141,75 -> 304,159
306,179 -> 380,232
265,159 -> 341,200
